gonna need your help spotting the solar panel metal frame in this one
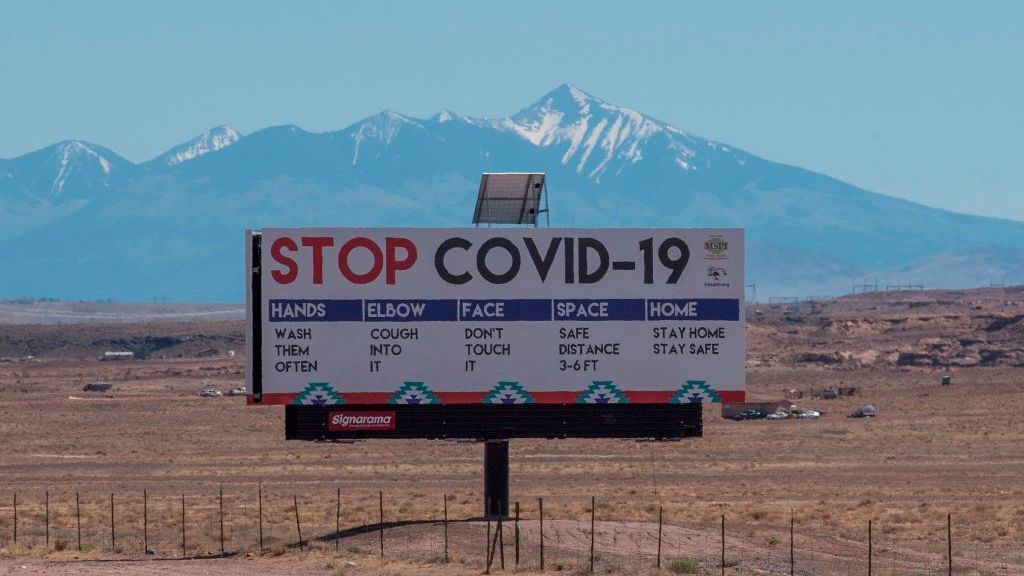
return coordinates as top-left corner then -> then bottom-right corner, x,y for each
472,173 -> 546,225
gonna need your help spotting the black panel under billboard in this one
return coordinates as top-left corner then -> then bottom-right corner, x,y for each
285,403 -> 702,441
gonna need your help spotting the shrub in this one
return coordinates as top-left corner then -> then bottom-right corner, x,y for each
668,557 -> 703,574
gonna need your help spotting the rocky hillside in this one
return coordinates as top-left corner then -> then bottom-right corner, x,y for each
748,286 -> 1024,369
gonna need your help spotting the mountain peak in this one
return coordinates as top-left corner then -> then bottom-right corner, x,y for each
516,84 -> 602,125
539,83 -> 600,108
499,84 -> 690,180
349,110 -> 423,152
432,109 -> 464,124
46,140 -> 125,196
154,125 -> 242,167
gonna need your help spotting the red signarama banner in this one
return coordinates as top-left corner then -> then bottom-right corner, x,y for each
328,410 -> 396,431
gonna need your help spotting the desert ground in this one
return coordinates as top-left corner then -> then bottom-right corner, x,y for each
0,287 -> 1022,575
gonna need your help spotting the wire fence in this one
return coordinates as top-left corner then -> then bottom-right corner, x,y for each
0,488 -> 1021,575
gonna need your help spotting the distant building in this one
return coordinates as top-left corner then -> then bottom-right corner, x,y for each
99,351 -> 134,361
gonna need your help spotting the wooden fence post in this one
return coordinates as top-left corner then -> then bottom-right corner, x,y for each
443,494 -> 449,563
335,487 -> 340,552
76,492 -> 81,552
498,500 -> 505,570
258,484 -> 264,553
868,518 -> 873,576
219,486 -> 225,557
790,509 -> 794,576
539,497 -> 544,571
378,490 -> 384,558
487,502 -> 501,573
143,489 -> 148,553
181,493 -> 186,557
12,492 -> 16,547
657,506 -> 663,569
514,500 -> 520,566
589,496 -> 595,573
485,498 -> 492,573
45,490 -> 49,551
293,495 -> 304,551
947,513 -> 952,576
721,514 -> 725,576
110,493 -> 115,552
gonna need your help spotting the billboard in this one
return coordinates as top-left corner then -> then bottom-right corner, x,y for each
246,227 -> 745,412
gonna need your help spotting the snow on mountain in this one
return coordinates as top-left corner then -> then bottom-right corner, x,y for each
50,141 -> 116,195
0,140 -> 130,240
494,84 -> 743,181
6,140 -> 129,200
349,110 -> 423,165
152,125 -> 242,167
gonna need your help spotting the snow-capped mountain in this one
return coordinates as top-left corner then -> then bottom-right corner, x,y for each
495,85 -> 742,180
150,125 -> 242,167
1,84 -> 1023,300
18,140 -> 126,198
0,140 -> 130,240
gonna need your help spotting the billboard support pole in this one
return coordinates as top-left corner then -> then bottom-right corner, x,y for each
484,440 -> 510,518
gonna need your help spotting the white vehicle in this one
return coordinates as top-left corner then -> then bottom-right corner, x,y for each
766,411 -> 789,420
795,409 -> 820,419
228,386 -> 247,396
199,388 -> 223,397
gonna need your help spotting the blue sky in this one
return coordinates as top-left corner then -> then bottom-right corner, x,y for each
1,1 -> 1021,220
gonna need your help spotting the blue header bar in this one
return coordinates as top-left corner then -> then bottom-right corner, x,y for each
647,298 -> 740,321
553,299 -> 646,321
268,298 -> 741,322
459,299 -> 552,321
268,299 -> 361,322
364,299 -> 458,322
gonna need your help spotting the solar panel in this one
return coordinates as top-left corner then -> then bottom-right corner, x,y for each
472,173 -> 547,225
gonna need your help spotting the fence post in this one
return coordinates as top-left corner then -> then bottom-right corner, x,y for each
514,500 -> 520,567
790,509 -> 794,576
657,506 -> 663,569
947,513 -> 952,576
539,497 -> 544,571
378,490 -> 384,558
293,494 -> 304,551
335,487 -> 340,553
258,484 -> 264,553
589,495 -> 595,573
12,492 -> 16,547
143,489 -> 148,553
110,493 -> 115,552
868,519 -> 872,576
443,494 -> 449,563
485,498 -> 492,573
76,492 -> 81,552
45,490 -> 49,551
721,514 -> 725,576
181,493 -> 186,557
487,501 -> 501,573
219,486 -> 225,557
499,500 -> 505,570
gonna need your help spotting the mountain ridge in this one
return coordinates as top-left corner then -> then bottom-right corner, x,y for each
1,84 -> 1021,301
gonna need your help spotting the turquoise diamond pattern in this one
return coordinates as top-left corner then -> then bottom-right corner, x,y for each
670,380 -> 722,404
292,382 -> 345,406
576,381 -> 628,404
388,381 -> 440,405
483,381 -> 534,404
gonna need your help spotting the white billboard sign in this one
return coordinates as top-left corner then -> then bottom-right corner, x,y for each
246,228 -> 744,405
